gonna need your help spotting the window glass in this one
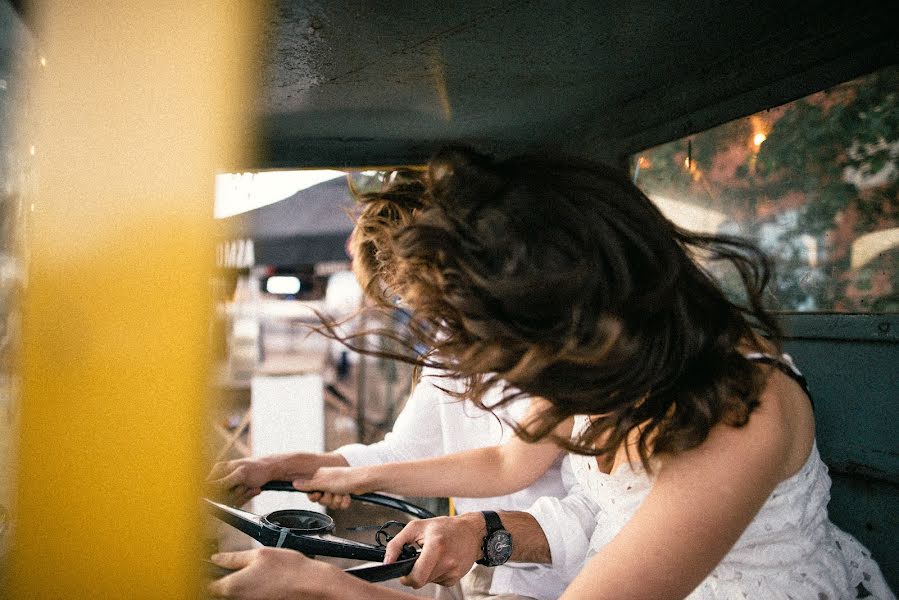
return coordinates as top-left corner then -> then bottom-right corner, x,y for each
633,67 -> 898,313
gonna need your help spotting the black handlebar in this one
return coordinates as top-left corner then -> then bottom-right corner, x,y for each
206,482 -> 436,583
259,481 -> 436,520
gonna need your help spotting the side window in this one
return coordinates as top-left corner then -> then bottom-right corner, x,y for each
633,67 -> 898,313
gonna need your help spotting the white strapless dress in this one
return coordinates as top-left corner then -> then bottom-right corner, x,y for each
569,414 -> 895,599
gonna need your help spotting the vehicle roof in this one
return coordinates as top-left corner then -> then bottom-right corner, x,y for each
255,0 -> 895,169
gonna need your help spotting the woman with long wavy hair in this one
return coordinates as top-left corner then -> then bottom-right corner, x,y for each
209,148 -> 893,600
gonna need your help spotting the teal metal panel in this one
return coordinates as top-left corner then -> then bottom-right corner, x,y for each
782,336 -> 898,481
784,313 -> 898,343
782,317 -> 898,482
782,314 -> 898,590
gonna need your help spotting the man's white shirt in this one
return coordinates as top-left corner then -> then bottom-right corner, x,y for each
336,369 -> 578,600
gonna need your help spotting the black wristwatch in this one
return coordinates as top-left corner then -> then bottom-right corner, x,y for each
476,510 -> 513,567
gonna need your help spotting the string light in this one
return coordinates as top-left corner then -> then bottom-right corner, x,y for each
750,114 -> 769,152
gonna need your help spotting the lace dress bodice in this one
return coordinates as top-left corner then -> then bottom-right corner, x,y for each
569,404 -> 894,599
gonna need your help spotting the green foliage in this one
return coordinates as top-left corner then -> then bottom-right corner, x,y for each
758,68 -> 898,235
636,66 -> 898,312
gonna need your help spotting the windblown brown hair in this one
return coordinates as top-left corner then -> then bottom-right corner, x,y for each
343,147 -> 782,470
348,171 -> 427,306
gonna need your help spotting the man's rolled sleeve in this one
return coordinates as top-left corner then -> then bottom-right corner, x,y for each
333,441 -> 387,467
525,456 -> 597,583
336,372 -> 447,467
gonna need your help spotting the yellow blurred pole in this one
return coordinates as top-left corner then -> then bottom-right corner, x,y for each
7,2 -> 263,598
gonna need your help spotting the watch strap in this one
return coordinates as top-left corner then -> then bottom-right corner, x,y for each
476,510 -> 505,566
482,510 -> 503,536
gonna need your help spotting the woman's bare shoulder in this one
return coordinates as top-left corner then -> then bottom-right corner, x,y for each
752,363 -> 816,480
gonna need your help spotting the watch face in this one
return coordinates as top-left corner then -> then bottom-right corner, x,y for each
485,530 -> 513,565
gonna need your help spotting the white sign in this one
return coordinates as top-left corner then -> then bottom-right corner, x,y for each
214,170 -> 345,218
217,238 -> 255,269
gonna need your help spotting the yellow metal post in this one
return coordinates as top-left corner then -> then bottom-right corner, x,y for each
7,3 -> 262,597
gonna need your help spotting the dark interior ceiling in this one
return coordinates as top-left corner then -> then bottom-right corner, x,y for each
6,1 -> 895,169
256,1 -> 895,168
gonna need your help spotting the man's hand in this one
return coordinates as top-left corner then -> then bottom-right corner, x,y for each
382,513 -> 486,588
383,510 -> 552,589
208,548 -> 419,600
206,457 -> 278,506
206,452 -> 350,508
207,548 -> 349,600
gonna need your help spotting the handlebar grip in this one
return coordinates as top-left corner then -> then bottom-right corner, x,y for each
260,481 -> 436,520
260,480 -> 303,492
